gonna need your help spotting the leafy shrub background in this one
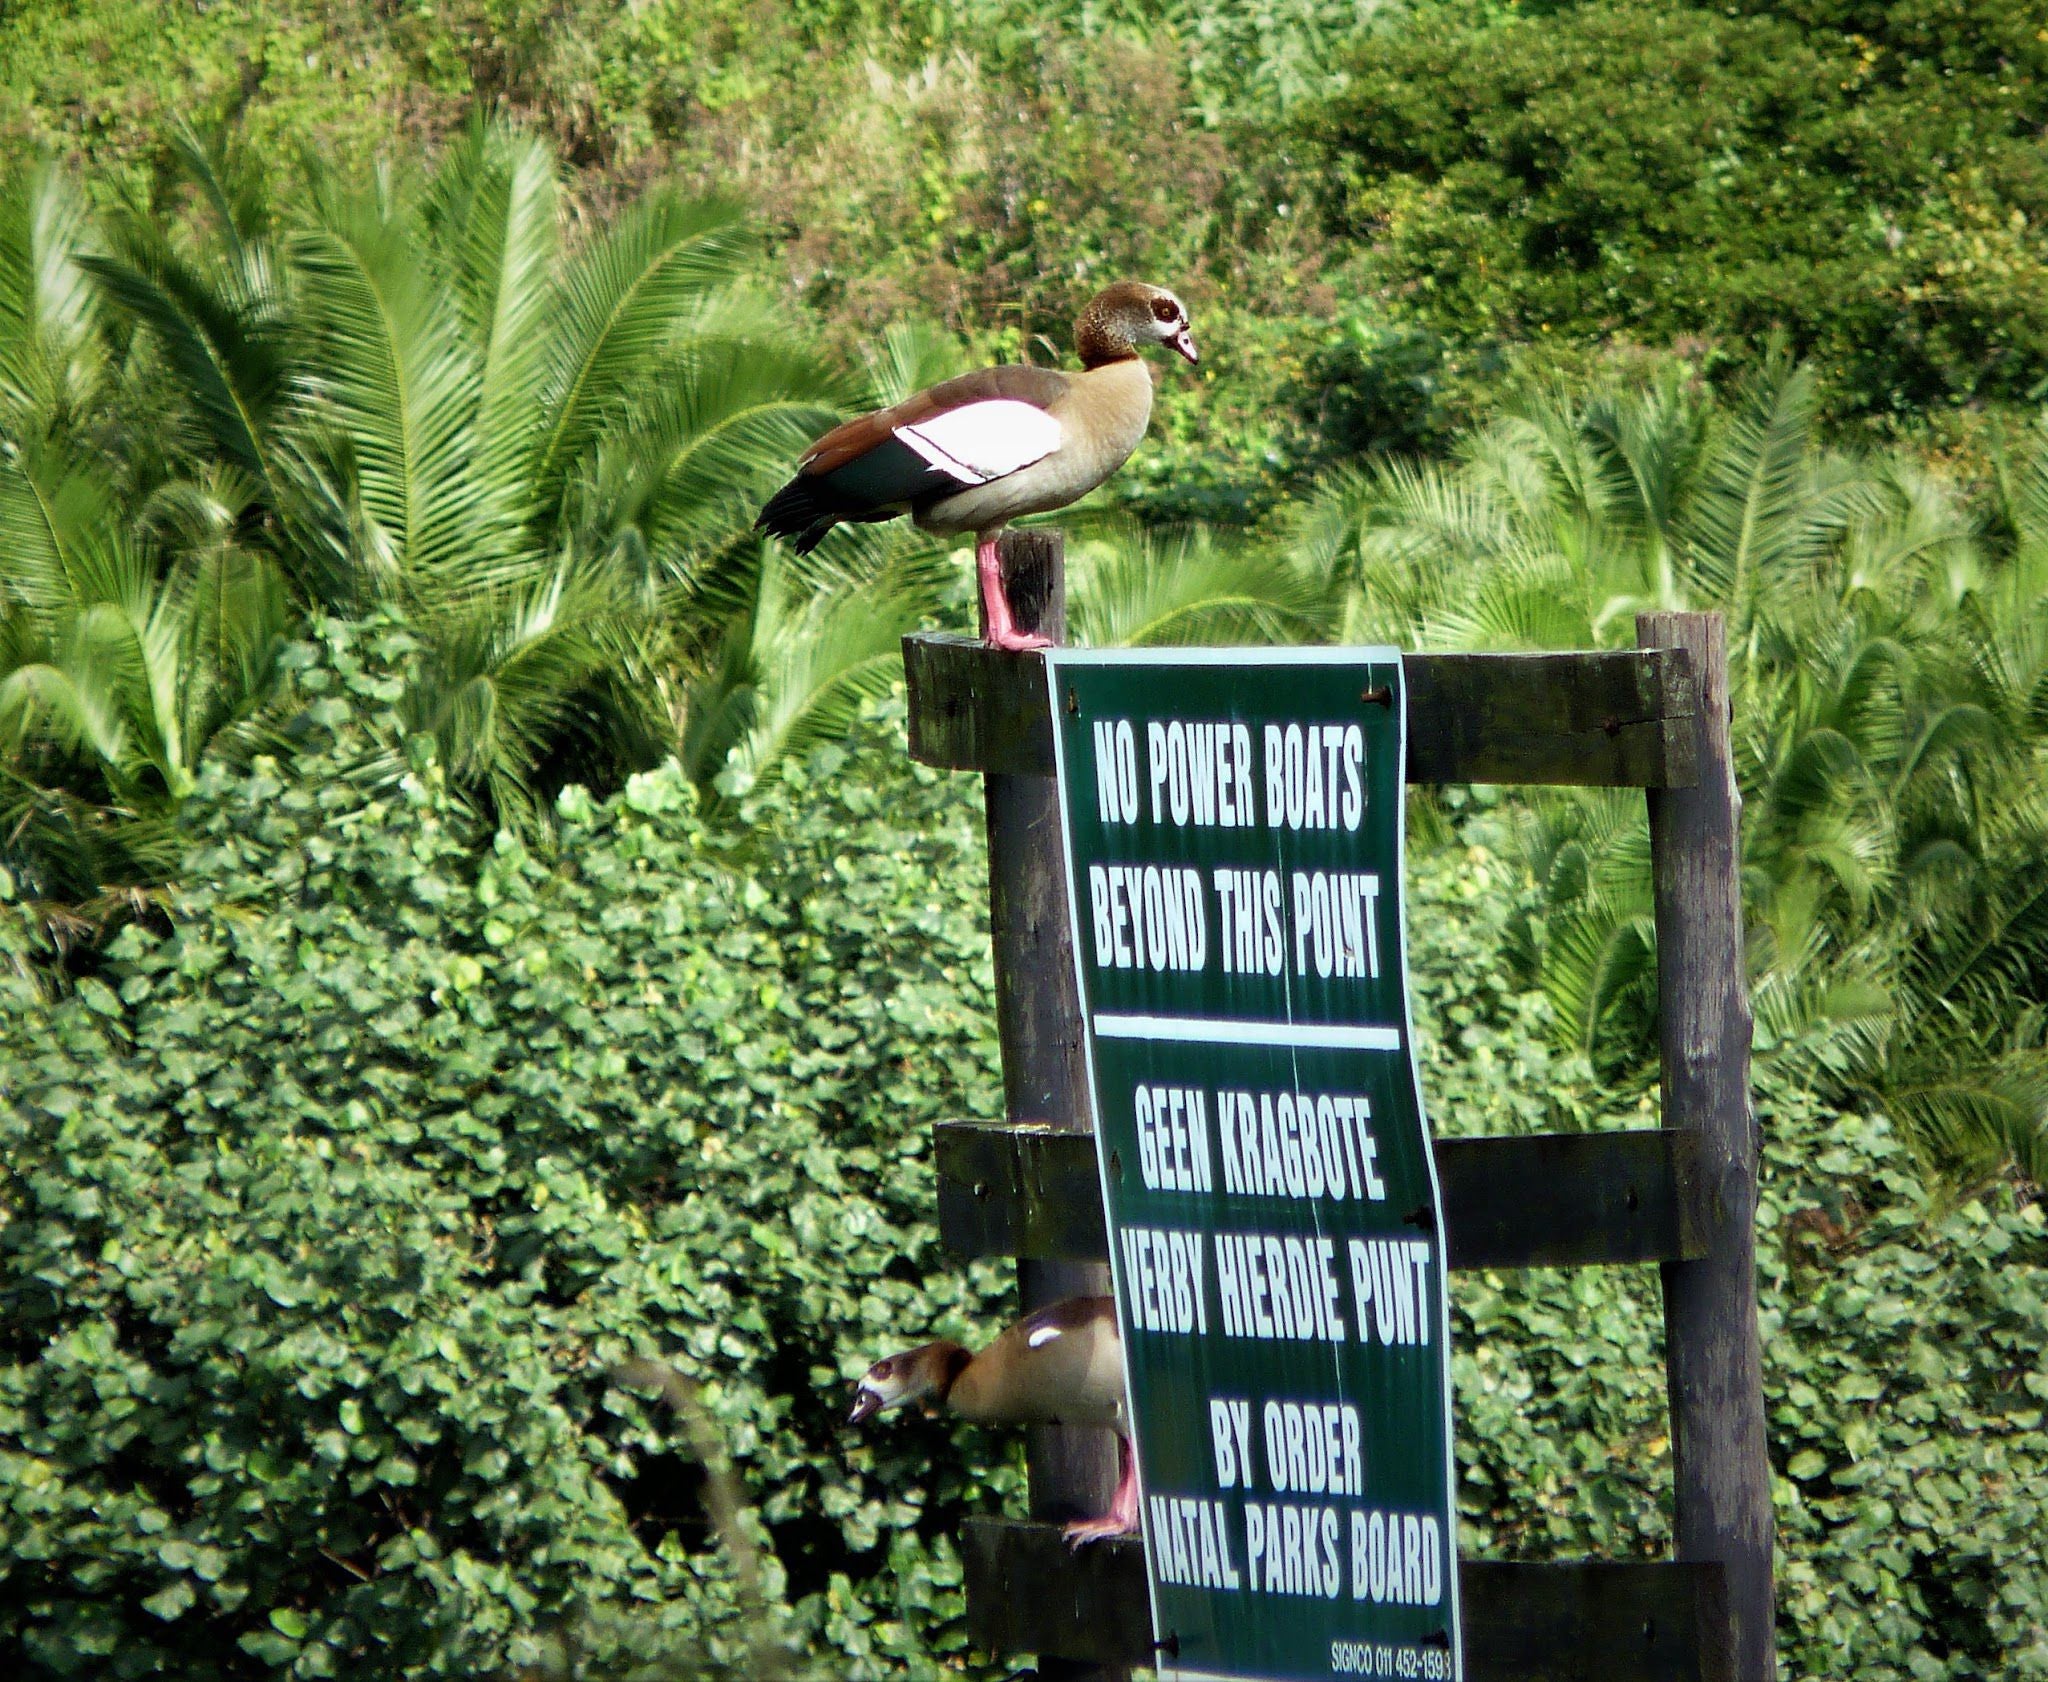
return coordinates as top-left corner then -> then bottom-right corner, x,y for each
3,628 -> 2044,1677
1415,816 -> 2048,1681
1303,0 -> 2048,424
0,619 -> 1015,1678
3,1 -> 2044,1675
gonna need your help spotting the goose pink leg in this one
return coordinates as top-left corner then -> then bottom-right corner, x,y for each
978,534 -> 1052,652
1061,1435 -> 1140,1549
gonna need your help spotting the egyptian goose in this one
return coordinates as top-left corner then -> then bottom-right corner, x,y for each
756,282 -> 1198,650
848,1295 -> 1138,1547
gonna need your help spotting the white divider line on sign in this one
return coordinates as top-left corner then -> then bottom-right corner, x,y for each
1092,1013 -> 1402,1052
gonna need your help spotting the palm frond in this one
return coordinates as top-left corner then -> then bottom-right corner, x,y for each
290,192 -> 531,594
0,769 -> 174,900
166,122 -> 274,258
421,119 -> 563,481
0,658 -> 129,770
860,319 -> 968,408
0,165 -> 105,436
1676,355 -> 1853,610
578,335 -> 852,593
0,439 -> 147,621
410,559 -> 650,829
1992,412 -> 2048,562
1422,534 -> 1596,652
1873,1050 -> 2048,1183
534,191 -> 756,500
1069,517 -> 1335,649
85,194 -> 290,494
683,557 -> 934,797
1580,367 -> 1709,553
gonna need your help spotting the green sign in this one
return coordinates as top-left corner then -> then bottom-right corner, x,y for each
1047,648 -> 1461,1682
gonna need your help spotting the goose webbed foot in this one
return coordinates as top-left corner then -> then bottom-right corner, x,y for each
976,534 -> 1053,651
1061,1512 -> 1138,1549
1061,1435 -> 1140,1550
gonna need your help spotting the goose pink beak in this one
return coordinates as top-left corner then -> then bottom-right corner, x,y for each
848,1384 -> 883,1426
1169,328 -> 1198,365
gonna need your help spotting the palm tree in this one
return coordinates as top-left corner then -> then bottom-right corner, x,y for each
0,166 -> 292,900
1300,360 -> 2048,1178
6,121 -> 1350,894
78,122 -> 863,830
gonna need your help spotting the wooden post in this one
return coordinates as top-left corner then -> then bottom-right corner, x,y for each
905,619 -> 1763,1679
1637,613 -> 1775,1681
979,530 -> 1121,1680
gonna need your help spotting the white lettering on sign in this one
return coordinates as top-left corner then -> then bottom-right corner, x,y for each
1146,720 -> 1256,828
1263,723 -> 1366,832
1211,867 -> 1285,976
1087,864 -> 1209,972
1121,1226 -> 1209,1334
1350,1511 -> 1445,1605
1347,1238 -> 1434,1346
1291,870 -> 1383,980
1213,1232 -> 1348,1343
1054,665 -> 1456,1668
1216,1089 -> 1387,1203
1093,718 -> 1140,825
1262,1399 -> 1365,1497
1150,1494 -> 1245,1589
1245,1500 -> 1344,1598
1134,1084 -> 1213,1192
1209,1396 -> 1255,1488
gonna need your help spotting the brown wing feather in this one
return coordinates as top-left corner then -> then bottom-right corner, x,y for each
800,364 -> 1072,478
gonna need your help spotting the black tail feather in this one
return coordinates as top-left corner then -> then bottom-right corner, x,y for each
756,477 -> 835,555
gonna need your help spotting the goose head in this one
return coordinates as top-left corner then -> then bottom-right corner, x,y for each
848,1341 -> 971,1424
1075,281 -> 1198,369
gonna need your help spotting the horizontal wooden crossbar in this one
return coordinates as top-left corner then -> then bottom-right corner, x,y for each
961,1519 -> 1732,1681
935,1122 -> 1709,1270
902,634 -> 1700,788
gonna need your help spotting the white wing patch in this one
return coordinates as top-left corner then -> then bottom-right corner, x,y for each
1027,1324 -> 1063,1350
897,400 -> 1062,486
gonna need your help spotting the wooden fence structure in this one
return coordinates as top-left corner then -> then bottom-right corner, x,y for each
900,531 -> 1775,1682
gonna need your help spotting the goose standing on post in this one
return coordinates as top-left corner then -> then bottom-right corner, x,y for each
848,1296 -> 1137,1547
755,283 -> 1198,650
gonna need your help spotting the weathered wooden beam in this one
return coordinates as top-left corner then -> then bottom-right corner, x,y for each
904,634 -> 1699,788
961,1519 -> 1732,1681
1639,612 -> 1775,1680
977,534 -> 1122,1682
905,633 -> 1058,775
1443,1126 -> 1708,1269
936,1121 -> 1708,1270
1404,649 -> 1698,788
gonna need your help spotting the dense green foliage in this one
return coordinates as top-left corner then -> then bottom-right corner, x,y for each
0,621 -> 1013,1678
1304,0 -> 2048,425
0,126 -> 905,891
0,0 -> 1373,517
0,125 -> 1330,902
1413,815 -> 2048,1682
12,0 -> 2048,461
3,642 -> 2043,1677
5,3 -> 2047,1677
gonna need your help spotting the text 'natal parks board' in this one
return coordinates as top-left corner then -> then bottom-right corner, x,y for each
1047,648 -> 1460,1682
